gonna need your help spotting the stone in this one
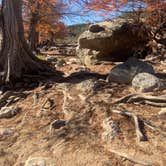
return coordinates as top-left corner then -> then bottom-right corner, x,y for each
0,128 -> 14,136
25,157 -> 46,166
89,24 -> 105,33
42,98 -> 54,109
50,120 -> 66,129
76,79 -> 96,92
0,106 -> 20,118
77,18 -> 150,65
158,108 -> 166,119
56,59 -> 66,67
132,72 -> 161,92
107,57 -> 154,84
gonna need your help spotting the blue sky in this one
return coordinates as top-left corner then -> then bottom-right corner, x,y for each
0,0 -> 142,26
61,0 -> 116,25
61,0 -> 145,25
60,0 -> 139,25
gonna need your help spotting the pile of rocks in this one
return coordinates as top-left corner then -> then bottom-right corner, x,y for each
107,57 -> 164,92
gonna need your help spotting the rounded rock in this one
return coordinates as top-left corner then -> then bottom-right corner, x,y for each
25,157 -> 46,166
132,72 -> 161,92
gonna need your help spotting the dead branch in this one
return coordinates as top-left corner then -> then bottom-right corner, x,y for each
33,92 -> 39,106
112,94 -> 166,107
109,149 -> 153,166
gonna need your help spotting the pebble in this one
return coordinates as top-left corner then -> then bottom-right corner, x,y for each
158,108 -> 166,119
0,128 -> 14,136
25,157 -> 46,166
0,106 -> 20,118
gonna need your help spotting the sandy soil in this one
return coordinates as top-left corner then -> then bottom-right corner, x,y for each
0,54 -> 165,166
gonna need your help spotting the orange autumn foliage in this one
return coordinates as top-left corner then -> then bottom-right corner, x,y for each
85,0 -> 166,27
23,0 -> 67,43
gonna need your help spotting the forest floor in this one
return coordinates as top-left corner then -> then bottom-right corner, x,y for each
0,51 -> 166,166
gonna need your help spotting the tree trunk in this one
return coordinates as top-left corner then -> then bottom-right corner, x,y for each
0,0 -> 50,84
28,13 -> 39,52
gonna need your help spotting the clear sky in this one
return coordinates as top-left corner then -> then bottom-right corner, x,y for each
61,0 -> 117,25
60,0 -> 145,25
0,0 -> 136,26
60,0 -> 137,25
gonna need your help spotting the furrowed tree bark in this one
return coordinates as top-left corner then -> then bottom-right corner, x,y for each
0,0 -> 51,84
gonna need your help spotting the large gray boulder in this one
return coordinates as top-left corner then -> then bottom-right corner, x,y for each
132,72 -> 161,92
76,18 -> 150,65
107,57 -> 155,84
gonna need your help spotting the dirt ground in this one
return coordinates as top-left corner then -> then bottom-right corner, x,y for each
0,53 -> 166,166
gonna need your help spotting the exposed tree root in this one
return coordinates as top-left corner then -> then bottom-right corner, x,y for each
112,94 -> 166,107
0,91 -> 29,108
108,149 -> 154,166
111,108 -> 146,141
0,0 -> 57,84
143,119 -> 166,137
110,106 -> 166,139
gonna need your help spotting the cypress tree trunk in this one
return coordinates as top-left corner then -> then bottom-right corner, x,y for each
28,13 -> 39,52
0,0 -> 50,84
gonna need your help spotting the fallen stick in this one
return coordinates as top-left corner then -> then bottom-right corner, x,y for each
109,149 -> 153,166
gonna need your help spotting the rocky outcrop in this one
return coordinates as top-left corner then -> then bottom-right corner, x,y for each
107,57 -> 154,84
76,18 -> 150,65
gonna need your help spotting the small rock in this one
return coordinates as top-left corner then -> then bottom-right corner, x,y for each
0,128 -> 14,136
50,120 -> 66,129
132,72 -> 161,92
25,157 -> 46,166
56,59 -> 66,67
89,24 -> 105,33
42,98 -> 54,109
158,108 -> 166,119
0,106 -> 20,118
77,79 -> 96,92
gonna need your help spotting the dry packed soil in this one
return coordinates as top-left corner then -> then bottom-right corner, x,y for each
0,53 -> 166,166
